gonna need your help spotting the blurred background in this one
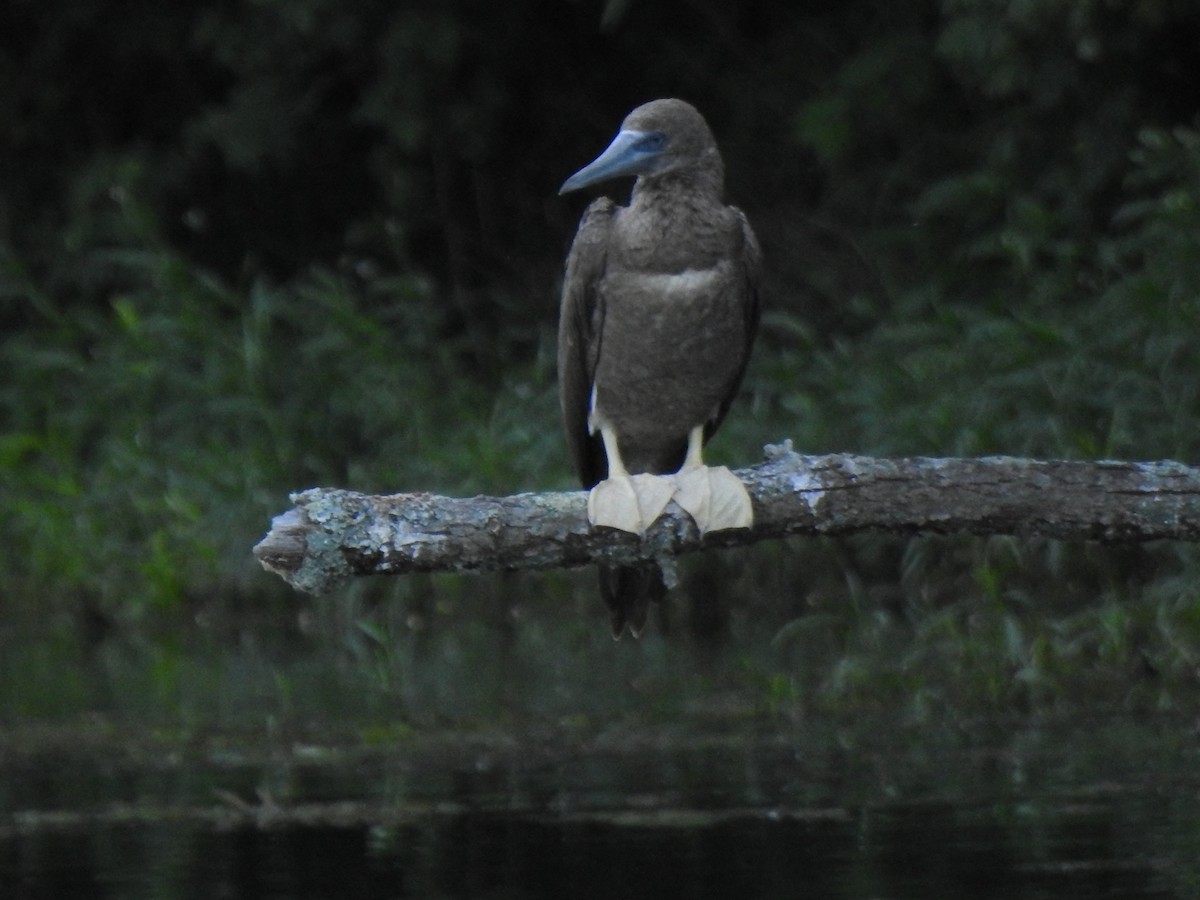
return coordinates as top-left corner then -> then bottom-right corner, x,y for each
3,0 -> 1200,736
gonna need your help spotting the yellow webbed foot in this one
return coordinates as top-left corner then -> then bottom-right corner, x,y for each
587,473 -> 676,535
673,466 -> 754,535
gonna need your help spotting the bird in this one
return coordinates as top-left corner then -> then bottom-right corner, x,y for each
557,98 -> 761,638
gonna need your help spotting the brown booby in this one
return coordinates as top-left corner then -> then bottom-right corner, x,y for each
558,99 -> 761,637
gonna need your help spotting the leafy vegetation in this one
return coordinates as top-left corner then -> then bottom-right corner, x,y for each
2,0 -> 1199,734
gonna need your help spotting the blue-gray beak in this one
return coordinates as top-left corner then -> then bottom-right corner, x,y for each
559,130 -> 665,195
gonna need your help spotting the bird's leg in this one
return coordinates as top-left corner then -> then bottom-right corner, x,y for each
672,425 -> 754,534
587,425 -> 675,534
681,424 -> 706,469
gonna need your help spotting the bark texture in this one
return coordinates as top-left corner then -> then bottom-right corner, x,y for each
253,442 -> 1200,595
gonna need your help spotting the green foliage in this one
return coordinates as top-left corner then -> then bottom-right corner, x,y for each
776,122 -> 1200,462
0,173 -> 559,623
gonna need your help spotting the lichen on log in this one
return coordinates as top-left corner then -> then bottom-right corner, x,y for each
253,442 -> 1200,595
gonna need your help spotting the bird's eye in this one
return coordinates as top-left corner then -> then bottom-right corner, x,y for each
636,132 -> 668,153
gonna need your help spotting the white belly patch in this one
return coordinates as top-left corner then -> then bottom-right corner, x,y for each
635,267 -> 719,294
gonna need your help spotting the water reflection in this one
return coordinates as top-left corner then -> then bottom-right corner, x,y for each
2,797 -> 1189,899
3,769 -> 1197,898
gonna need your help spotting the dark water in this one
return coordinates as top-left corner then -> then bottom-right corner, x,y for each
3,795 -> 1193,899
3,730 -> 1199,899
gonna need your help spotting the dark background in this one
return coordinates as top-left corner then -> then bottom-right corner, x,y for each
3,0 -> 1200,728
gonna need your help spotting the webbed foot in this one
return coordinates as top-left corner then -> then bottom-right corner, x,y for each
673,465 -> 754,534
587,473 -> 676,535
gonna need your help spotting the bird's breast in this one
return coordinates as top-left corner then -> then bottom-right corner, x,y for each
630,267 -> 721,295
589,261 -> 750,452
600,261 -> 731,306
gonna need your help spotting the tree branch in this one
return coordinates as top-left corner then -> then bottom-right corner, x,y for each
253,442 -> 1200,595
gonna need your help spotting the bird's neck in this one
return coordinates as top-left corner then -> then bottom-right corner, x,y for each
631,177 -> 723,224
633,151 -> 725,207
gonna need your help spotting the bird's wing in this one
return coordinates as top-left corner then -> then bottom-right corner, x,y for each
705,206 -> 763,440
558,197 -> 616,488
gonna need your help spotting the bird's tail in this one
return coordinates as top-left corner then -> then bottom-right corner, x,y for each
599,563 -> 667,639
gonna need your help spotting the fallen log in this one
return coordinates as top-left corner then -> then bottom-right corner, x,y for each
253,441 -> 1200,595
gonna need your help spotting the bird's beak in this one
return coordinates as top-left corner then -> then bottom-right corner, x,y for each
559,130 -> 661,195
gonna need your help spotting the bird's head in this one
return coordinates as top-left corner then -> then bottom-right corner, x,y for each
559,98 -> 722,195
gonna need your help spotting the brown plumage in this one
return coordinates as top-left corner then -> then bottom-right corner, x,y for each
558,98 -> 761,638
